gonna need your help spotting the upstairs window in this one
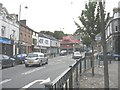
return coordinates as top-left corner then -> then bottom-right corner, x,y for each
115,26 -> 118,32
45,40 -> 48,44
1,26 -> 6,37
39,39 -> 43,44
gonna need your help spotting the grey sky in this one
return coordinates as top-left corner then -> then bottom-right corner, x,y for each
0,0 -> 119,34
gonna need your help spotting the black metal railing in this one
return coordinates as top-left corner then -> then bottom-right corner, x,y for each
44,55 -> 93,89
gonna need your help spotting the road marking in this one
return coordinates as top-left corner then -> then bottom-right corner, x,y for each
0,79 -> 12,85
57,59 -> 62,61
22,78 -> 51,88
21,67 -> 45,75
49,62 -> 65,65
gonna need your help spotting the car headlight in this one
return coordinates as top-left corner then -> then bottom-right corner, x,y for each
25,60 -> 28,62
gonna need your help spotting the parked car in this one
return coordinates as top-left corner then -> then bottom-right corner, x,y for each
111,53 -> 120,61
13,54 -> 27,64
24,52 -> 48,67
97,52 -> 115,60
72,51 -> 82,59
0,54 -> 16,69
60,50 -> 67,56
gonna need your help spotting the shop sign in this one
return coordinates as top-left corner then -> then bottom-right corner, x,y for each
0,38 -> 13,44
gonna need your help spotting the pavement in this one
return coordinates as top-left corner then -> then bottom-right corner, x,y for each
79,61 -> 119,89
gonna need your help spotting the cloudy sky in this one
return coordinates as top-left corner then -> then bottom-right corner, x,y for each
0,0 -> 119,34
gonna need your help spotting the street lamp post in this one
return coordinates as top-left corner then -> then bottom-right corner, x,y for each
18,4 -> 28,54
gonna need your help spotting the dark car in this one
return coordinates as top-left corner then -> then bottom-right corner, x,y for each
111,53 -> 120,61
0,54 -> 16,69
13,54 -> 27,64
97,52 -> 114,60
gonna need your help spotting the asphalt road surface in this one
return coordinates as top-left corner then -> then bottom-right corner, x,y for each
1,54 -> 77,89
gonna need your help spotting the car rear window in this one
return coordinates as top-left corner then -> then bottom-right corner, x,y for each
27,53 -> 38,57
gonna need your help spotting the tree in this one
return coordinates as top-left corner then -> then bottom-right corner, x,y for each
40,31 -> 54,36
53,31 -> 65,39
74,1 -> 100,76
83,35 -> 92,48
99,1 -> 110,88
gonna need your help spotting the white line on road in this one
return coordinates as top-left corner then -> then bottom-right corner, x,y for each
0,79 -> 12,85
57,59 -> 62,61
49,62 -> 65,65
21,67 -> 45,75
22,78 -> 51,88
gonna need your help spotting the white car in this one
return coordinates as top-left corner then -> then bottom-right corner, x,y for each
24,52 -> 48,67
72,51 -> 82,59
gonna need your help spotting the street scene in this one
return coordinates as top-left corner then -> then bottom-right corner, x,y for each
0,0 -> 120,89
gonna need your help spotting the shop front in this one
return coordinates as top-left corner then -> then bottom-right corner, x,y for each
0,37 -> 14,57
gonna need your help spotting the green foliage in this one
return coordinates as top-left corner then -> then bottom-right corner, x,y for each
74,1 -> 110,42
40,30 -> 67,40
40,31 -> 54,36
83,35 -> 92,47
53,31 -> 65,39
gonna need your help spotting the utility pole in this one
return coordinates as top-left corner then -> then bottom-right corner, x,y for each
99,1 -> 109,89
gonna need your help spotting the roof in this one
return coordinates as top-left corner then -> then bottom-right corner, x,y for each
61,36 -> 80,44
39,33 -> 58,40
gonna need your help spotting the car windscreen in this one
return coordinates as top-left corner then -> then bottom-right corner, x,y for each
27,53 -> 38,57
74,52 -> 80,55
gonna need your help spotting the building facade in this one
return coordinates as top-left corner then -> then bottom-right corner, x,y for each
0,3 -> 19,56
19,20 -> 32,54
50,37 -> 60,55
38,33 -> 50,54
60,36 -> 80,53
105,5 -> 120,54
32,31 -> 39,52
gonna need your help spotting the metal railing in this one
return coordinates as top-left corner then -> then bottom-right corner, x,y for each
44,55 -> 93,89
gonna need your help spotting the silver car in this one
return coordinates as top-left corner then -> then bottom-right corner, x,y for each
72,51 -> 82,59
24,52 -> 48,67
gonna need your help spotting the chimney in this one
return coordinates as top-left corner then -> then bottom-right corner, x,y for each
20,20 -> 26,25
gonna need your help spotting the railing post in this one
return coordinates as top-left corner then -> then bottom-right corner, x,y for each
80,60 -> 82,75
76,66 -> 79,87
84,57 -> 86,71
69,72 -> 73,89
45,83 -> 53,90
90,56 -> 92,68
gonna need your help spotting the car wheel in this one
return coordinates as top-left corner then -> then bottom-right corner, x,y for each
115,57 -> 118,61
38,61 -> 42,66
22,61 -> 24,64
12,62 -> 15,67
46,59 -> 48,64
25,64 -> 28,67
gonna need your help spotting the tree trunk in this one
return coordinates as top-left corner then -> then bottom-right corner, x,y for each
91,41 -> 95,76
99,2 -> 109,89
